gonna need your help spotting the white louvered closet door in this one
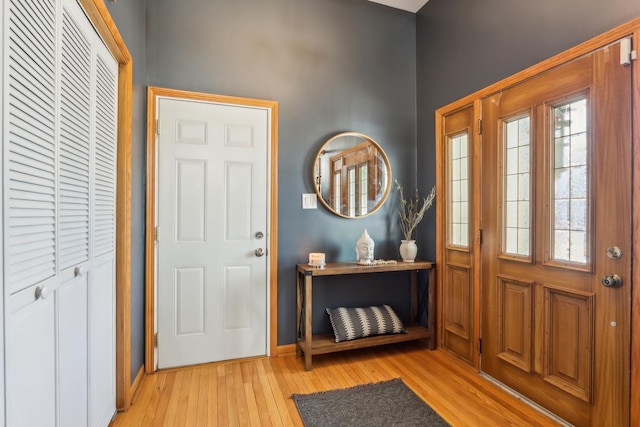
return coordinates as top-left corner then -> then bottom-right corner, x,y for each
5,0 -> 58,425
59,4 -> 92,426
3,0 -> 118,425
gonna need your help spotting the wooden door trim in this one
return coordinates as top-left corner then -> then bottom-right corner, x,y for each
78,0 -> 133,411
145,86 -> 279,373
631,25 -> 640,427
436,16 -> 640,425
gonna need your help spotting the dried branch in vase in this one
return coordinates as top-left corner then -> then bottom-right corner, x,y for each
395,180 -> 436,241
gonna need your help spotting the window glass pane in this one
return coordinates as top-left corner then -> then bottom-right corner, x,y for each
571,133 -> 587,166
503,115 -> 531,257
518,146 -> 530,173
505,227 -> 518,254
448,132 -> 469,247
506,121 -> 518,148
552,99 -> 588,264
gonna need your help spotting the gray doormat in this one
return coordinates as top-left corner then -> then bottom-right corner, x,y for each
292,378 -> 450,427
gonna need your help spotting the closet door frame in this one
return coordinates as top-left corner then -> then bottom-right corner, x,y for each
76,0 -> 133,410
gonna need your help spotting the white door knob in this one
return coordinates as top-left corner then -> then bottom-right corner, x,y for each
35,286 -> 49,300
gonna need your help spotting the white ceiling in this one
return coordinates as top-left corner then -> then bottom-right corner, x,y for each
367,0 -> 429,13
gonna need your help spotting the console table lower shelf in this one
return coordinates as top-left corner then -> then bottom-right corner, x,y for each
297,324 -> 431,355
296,261 -> 436,371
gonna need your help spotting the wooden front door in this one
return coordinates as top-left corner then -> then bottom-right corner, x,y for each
480,41 -> 631,426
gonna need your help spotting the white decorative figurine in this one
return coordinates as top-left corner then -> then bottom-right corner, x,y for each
356,229 -> 375,265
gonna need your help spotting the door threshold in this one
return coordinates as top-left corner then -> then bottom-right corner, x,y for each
479,373 -> 573,427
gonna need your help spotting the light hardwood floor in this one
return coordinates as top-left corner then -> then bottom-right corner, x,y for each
110,343 -> 562,426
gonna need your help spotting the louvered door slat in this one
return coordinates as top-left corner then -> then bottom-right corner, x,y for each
7,0 -> 57,295
59,166 -> 91,184
60,114 -> 91,140
9,79 -> 56,124
10,7 -> 56,73
58,9 -> 91,270
93,55 -> 117,257
9,229 -> 55,245
9,87 -> 55,139
10,182 -> 54,201
10,161 -> 55,184
9,139 -> 55,167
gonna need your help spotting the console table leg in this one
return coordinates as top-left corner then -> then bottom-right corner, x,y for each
304,275 -> 313,371
296,272 -> 303,357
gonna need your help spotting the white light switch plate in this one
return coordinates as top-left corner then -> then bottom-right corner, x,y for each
302,193 -> 317,209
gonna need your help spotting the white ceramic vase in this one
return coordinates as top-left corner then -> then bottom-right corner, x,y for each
399,240 -> 417,262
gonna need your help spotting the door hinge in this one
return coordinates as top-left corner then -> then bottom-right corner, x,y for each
478,229 -> 483,245
478,338 -> 482,354
156,119 -> 160,135
620,38 -> 637,65
154,333 -> 158,348
478,119 -> 482,135
155,226 -> 159,242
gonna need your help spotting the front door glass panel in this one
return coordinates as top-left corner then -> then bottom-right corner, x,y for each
502,115 -> 531,258
551,98 -> 589,265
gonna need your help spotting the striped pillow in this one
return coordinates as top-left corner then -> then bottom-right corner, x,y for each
326,305 -> 406,343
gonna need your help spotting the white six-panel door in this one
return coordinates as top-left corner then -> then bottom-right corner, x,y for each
156,98 -> 269,369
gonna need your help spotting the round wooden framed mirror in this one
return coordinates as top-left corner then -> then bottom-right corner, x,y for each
313,132 -> 392,218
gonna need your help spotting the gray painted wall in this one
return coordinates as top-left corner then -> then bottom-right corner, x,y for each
104,0 -> 640,382
414,0 -> 640,256
106,0 -> 418,380
145,0 -> 418,346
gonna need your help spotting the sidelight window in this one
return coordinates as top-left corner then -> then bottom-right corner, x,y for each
448,132 -> 469,248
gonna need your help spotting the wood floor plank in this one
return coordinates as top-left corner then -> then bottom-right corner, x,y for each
231,363 -> 250,426
183,368 -> 200,426
194,367 -> 209,426
261,358 -> 295,426
206,365 -> 218,426
269,357 -> 303,427
111,344 -> 563,427
148,372 -> 174,427
173,368 -> 193,425
245,359 -> 273,427
255,358 -> 285,427
161,370 -> 184,427
216,365 -> 229,426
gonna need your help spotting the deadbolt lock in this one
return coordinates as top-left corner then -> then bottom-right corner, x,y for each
606,246 -> 622,260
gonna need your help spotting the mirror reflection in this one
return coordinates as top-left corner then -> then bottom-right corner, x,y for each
314,132 -> 392,218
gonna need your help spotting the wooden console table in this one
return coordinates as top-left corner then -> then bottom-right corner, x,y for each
296,260 -> 436,371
